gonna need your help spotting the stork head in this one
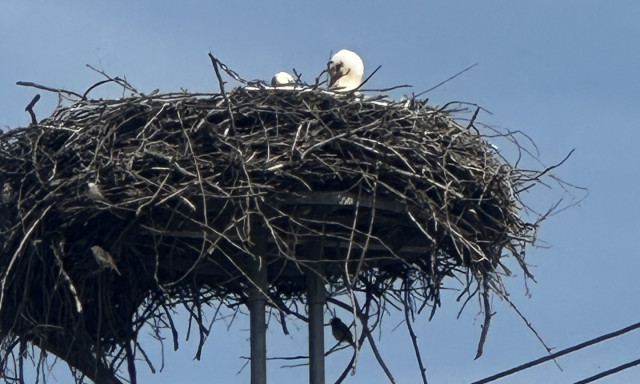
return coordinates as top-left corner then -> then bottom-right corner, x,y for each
271,71 -> 295,87
327,49 -> 364,92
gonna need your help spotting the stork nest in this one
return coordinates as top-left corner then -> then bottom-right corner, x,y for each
0,74 -> 543,382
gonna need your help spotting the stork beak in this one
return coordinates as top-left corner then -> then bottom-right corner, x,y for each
327,60 -> 352,88
329,75 -> 338,87
327,60 -> 337,87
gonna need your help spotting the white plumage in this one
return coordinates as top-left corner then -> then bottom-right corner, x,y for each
327,49 -> 364,92
271,71 -> 295,87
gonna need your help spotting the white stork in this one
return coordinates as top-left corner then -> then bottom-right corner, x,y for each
327,49 -> 364,92
271,71 -> 295,87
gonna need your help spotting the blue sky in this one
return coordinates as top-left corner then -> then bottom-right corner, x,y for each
2,1 -> 640,383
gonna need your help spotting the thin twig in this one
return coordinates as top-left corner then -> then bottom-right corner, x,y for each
415,63 -> 478,97
0,205 -> 53,315
16,81 -> 83,98
404,279 -> 429,384
208,52 -> 236,136
85,64 -> 139,95
24,94 -> 40,125
361,84 -> 412,92
362,315 -> 396,383
518,149 -> 575,184
82,78 -> 119,99
474,274 -> 493,360
354,64 -> 382,91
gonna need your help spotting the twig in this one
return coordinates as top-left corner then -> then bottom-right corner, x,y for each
279,310 -> 290,335
314,69 -> 328,88
518,149 -> 575,184
415,63 -> 478,97
466,107 -> 481,133
161,304 -> 179,351
50,241 -> 83,313
361,84 -> 412,92
16,81 -> 83,98
474,274 -> 493,360
0,205 -> 53,315
24,94 -> 40,125
333,353 -> 357,384
85,64 -> 139,95
354,64 -> 382,92
404,280 -> 429,384
208,52 -> 236,136
125,341 -> 137,384
362,317 -> 396,383
82,78 -> 120,99
492,287 -> 561,369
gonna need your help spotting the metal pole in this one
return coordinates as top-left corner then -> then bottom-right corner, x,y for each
307,241 -> 325,384
249,228 -> 268,384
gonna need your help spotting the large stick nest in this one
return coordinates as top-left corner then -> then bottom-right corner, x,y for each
0,73 -> 540,382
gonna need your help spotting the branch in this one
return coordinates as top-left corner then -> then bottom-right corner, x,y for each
354,65 -> 382,92
474,274 -> 493,360
16,81 -> 83,99
415,63 -> 478,97
85,64 -> 139,95
333,353 -> 357,384
36,337 -> 123,384
404,281 -> 429,384
517,149 -> 575,185
361,84 -> 412,92
24,94 -> 40,125
0,205 -> 53,316
82,78 -> 121,99
208,52 -> 236,136
494,287 -> 560,369
362,321 -> 396,384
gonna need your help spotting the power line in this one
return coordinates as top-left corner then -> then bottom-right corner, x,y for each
573,357 -> 640,384
471,320 -> 640,384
